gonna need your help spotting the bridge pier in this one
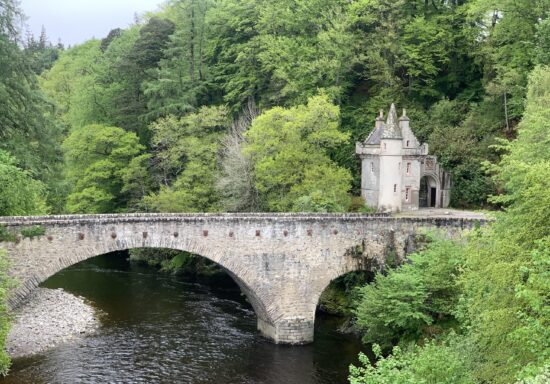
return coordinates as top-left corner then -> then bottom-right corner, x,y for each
258,317 -> 314,345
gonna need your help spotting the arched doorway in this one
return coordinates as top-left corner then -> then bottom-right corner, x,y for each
419,175 -> 438,208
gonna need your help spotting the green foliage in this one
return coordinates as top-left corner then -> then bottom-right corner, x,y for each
24,27 -> 62,75
0,150 -> 48,216
40,40 -> 105,130
0,249 -> 12,376
319,271 -> 372,317
467,0 -> 548,122
62,125 -> 144,213
0,1 -> 63,211
536,19 -> 550,65
344,196 -> 377,213
144,106 -> 230,212
244,95 -> 351,211
0,226 -> 16,243
349,337 -> 475,384
516,366 -> 550,384
207,0 -> 355,111
354,234 -> 465,349
144,0 -> 211,119
129,248 -> 222,275
120,154 -> 155,210
20,225 -> 46,238
455,66 -> 550,383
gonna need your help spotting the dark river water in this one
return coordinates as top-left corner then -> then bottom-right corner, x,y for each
2,252 -> 367,384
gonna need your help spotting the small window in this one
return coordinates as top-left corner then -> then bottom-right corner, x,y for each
406,162 -> 411,175
394,184 -> 397,193
371,162 -> 374,173
406,140 -> 410,147
405,187 -> 411,202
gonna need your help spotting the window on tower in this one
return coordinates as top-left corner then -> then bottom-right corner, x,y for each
406,162 -> 411,175
394,184 -> 397,193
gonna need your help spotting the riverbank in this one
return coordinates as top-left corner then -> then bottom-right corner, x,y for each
6,288 -> 100,358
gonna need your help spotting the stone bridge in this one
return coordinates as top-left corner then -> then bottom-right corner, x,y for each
0,213 -> 483,344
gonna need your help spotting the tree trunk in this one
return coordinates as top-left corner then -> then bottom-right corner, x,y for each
504,92 -> 510,133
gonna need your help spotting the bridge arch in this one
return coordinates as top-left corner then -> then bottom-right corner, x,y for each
0,213 -> 483,344
8,235 -> 273,338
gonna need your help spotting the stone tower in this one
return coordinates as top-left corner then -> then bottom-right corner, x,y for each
356,104 -> 451,212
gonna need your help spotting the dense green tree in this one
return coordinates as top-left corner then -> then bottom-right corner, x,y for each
467,0 -> 550,127
121,17 -> 175,140
40,40 -> 106,130
0,150 -> 47,216
24,27 -> 62,75
121,154 -> 155,210
457,66 -> 550,383
207,0 -> 356,111
205,0 -> 264,112
62,125 -> 144,213
0,2 -> 62,181
42,19 -> 175,144
255,0 -> 355,106
354,234 -> 465,349
244,95 -> 351,211
144,106 -> 230,212
144,0 -> 213,119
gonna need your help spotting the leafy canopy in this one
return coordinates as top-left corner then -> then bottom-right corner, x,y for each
244,94 -> 351,212
0,150 -> 48,216
62,125 -> 144,213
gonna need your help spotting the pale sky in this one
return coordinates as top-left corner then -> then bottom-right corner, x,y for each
20,0 -> 163,46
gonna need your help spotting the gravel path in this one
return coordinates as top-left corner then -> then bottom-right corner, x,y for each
393,208 -> 489,220
6,288 -> 100,358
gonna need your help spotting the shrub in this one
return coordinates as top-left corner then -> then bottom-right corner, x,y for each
20,226 -> 46,238
0,227 -> 16,243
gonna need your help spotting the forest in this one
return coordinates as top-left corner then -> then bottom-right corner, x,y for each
0,0 -> 549,382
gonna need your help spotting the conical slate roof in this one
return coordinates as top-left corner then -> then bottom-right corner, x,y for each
363,104 -> 403,145
381,103 -> 402,139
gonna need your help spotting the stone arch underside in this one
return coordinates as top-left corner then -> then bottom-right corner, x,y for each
5,233 -> 274,342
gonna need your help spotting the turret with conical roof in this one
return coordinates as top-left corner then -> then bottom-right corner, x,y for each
381,103 -> 402,139
356,103 -> 452,212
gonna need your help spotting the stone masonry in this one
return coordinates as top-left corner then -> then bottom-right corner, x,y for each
356,104 -> 452,212
0,213 -> 484,345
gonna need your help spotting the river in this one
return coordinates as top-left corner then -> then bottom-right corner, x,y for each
1,252 -> 367,384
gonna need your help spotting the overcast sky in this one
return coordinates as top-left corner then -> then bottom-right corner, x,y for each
20,0 -> 162,46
